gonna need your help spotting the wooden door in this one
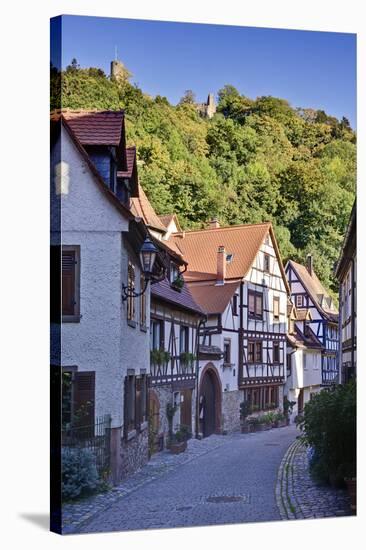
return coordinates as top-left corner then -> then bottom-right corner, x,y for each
180,389 -> 192,434
148,392 -> 160,454
201,371 -> 216,437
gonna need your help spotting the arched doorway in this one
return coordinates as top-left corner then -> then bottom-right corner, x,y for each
199,365 -> 222,437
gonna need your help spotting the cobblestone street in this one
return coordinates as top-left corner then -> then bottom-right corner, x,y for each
63,425 -> 352,535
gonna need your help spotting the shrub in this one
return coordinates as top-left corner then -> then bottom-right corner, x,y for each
297,381 -> 356,485
62,447 -> 100,501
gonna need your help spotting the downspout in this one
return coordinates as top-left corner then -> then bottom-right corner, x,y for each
195,315 -> 207,439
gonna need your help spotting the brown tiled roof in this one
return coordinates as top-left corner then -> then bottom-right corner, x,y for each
117,146 -> 136,179
171,223 -> 271,282
288,260 -> 338,321
131,184 -> 168,233
151,278 -> 205,315
51,109 -> 124,146
188,280 -> 240,314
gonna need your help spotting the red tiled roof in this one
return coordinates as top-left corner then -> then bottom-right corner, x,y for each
117,146 -> 136,179
51,109 -> 124,146
170,223 -> 271,282
131,184 -> 168,233
151,278 -> 205,315
288,260 -> 338,322
188,280 -> 240,314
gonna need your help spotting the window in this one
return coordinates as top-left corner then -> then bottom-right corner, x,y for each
273,342 -> 280,363
248,340 -> 262,363
296,295 -> 303,308
303,353 -> 307,370
180,325 -> 189,353
264,254 -> 270,272
170,262 -> 180,284
139,274 -> 147,328
224,339 -> 231,364
255,341 -> 262,363
127,262 -> 136,323
58,246 -> 80,322
248,290 -> 263,319
151,319 -> 164,350
273,296 -> 280,321
232,294 -> 238,316
244,386 -> 279,412
62,370 -> 95,434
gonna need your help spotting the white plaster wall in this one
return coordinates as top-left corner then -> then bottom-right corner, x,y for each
51,126 -> 150,429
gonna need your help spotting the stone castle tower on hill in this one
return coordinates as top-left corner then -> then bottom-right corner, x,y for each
196,93 -> 217,119
110,59 -> 132,84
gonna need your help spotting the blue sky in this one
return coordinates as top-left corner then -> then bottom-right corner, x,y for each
52,15 -> 356,128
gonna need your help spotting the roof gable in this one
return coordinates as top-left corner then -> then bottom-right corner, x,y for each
287,260 -> 338,321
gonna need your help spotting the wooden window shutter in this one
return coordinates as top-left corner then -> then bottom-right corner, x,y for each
72,371 -> 95,432
50,246 -> 61,322
62,250 -> 76,315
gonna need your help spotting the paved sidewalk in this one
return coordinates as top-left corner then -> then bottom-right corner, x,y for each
276,438 -> 352,520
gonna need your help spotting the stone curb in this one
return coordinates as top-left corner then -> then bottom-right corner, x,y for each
275,437 -> 304,520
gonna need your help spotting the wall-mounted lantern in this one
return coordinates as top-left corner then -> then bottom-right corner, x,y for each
122,237 -> 158,301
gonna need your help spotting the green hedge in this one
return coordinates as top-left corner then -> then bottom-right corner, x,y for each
297,381 -> 356,484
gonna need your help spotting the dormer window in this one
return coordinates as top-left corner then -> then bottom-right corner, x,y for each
170,263 -> 180,284
226,253 -> 234,264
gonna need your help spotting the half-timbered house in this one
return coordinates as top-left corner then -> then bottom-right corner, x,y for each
335,201 -> 356,383
286,256 -> 339,386
149,269 -> 205,452
285,301 -> 323,418
168,221 -> 289,437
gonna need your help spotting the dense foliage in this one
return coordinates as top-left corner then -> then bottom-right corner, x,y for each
51,63 -> 356,294
62,447 -> 100,501
297,381 -> 356,485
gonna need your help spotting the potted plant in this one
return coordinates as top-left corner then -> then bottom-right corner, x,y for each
283,396 -> 296,425
247,416 -> 259,432
166,401 -> 179,445
274,412 -> 287,428
258,414 -> 272,431
171,275 -> 184,292
150,349 -> 171,376
169,424 -> 190,454
240,401 -> 252,433
179,352 -> 196,374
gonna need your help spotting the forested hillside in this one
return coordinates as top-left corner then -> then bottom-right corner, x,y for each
51,61 -> 356,295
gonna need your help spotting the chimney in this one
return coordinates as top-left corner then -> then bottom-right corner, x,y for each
306,254 -> 313,276
209,217 -> 220,229
217,246 -> 226,285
